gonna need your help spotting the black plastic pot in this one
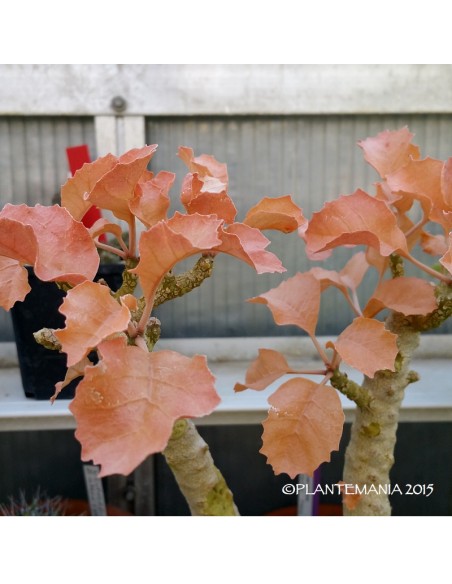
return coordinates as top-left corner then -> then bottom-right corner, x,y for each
10,264 -> 125,400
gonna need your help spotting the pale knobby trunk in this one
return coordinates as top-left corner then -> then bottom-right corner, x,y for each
343,312 -> 420,516
163,419 -> 240,516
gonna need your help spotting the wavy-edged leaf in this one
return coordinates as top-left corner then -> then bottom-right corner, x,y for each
0,257 -> 30,310
0,204 -> 99,285
132,213 -> 223,308
305,190 -> 408,257
215,223 -> 285,274
358,127 -> 420,178
334,317 -> 398,378
89,218 -> 124,241
87,145 -> 158,222
248,273 -> 320,335
178,146 -> 228,183
441,157 -> 452,208
421,231 -> 449,256
61,153 -> 118,220
180,172 -> 238,224
129,170 -> 174,227
309,253 -> 368,299
234,349 -> 294,392
0,216 -> 38,265
54,281 -> 131,366
70,337 -> 220,477
243,195 -> 307,234
440,235 -> 452,275
51,357 -> 91,403
363,277 -> 437,318
386,157 -> 447,219
260,378 -> 344,478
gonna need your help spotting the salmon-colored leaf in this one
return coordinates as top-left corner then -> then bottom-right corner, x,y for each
51,357 -> 91,403
248,273 -> 321,335
215,223 -> 285,274
180,173 -> 237,224
334,317 -> 398,378
309,253 -> 369,297
339,252 -> 369,291
129,171 -> 174,227
54,281 -> 131,366
87,145 -> 158,222
243,195 -> 307,233
0,216 -> 38,265
132,213 -> 223,308
305,190 -> 408,257
234,349 -> 293,392
440,235 -> 452,275
386,157 -> 447,217
260,378 -> 344,478
441,157 -> 452,208
178,147 -> 228,183
0,257 -> 30,310
61,153 -> 118,220
89,218 -> 124,241
421,231 -> 449,256
358,127 -> 420,178
70,337 -> 220,477
363,277 -> 437,318
0,205 -> 99,285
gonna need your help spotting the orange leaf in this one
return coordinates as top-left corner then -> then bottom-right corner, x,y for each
248,273 -> 320,335
308,253 -> 368,297
0,204 -> 99,285
0,257 -> 31,310
234,349 -> 293,392
54,281 -> 131,366
363,277 -> 437,318
129,171 -> 174,227
215,223 -> 285,274
89,218 -> 124,241
51,357 -> 91,403
0,216 -> 38,265
421,231 -> 449,256
243,195 -> 307,234
70,337 -> 220,477
260,378 -> 344,478
61,153 -> 118,220
305,190 -> 408,257
178,146 -> 228,183
358,127 -> 420,178
334,317 -> 398,378
180,173 -> 238,224
386,157 -> 447,218
441,157 -> 452,208
339,252 -> 369,291
87,145 -> 158,222
440,235 -> 452,275
132,213 -> 223,308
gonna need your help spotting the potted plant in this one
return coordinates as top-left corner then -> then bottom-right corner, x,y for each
0,143 -> 296,515
2,128 -> 449,516
236,127 -> 452,515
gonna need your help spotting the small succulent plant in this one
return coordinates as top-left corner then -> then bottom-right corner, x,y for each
0,488 -> 66,516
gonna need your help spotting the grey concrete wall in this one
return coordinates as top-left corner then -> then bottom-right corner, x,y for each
2,65 -> 452,115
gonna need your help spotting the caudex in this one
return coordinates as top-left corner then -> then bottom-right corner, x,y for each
0,127 -> 451,515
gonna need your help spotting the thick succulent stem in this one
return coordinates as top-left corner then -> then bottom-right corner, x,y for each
342,312 -> 420,515
163,419 -> 240,516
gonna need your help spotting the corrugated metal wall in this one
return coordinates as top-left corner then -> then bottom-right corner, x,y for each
1,114 -> 452,340
0,116 -> 96,340
147,114 -> 452,337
